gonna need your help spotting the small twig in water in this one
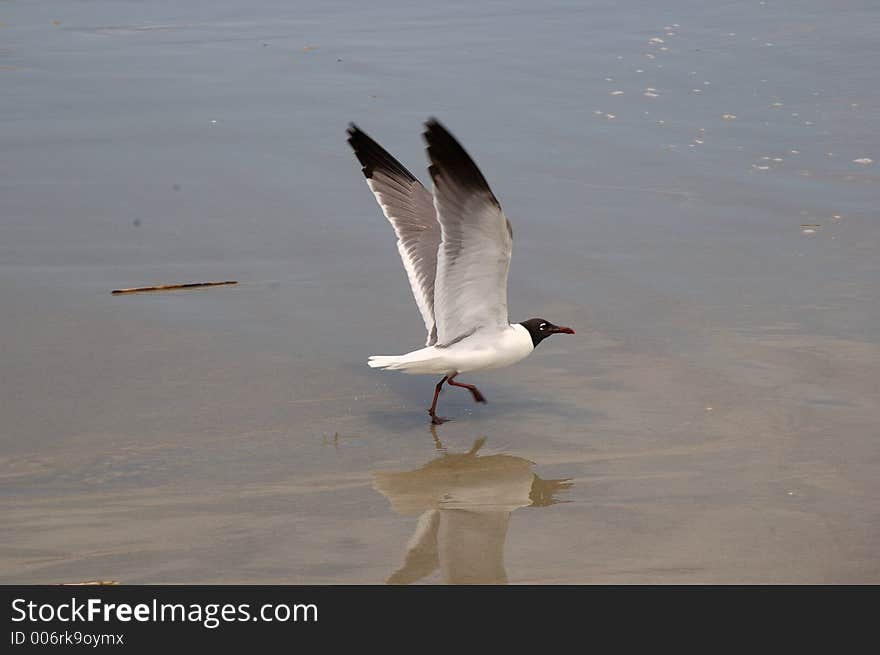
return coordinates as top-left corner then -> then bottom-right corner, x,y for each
111,281 -> 238,295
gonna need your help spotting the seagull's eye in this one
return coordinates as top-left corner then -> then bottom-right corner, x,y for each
539,322 -> 547,330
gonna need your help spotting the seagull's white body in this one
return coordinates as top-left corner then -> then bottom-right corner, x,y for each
368,324 -> 534,375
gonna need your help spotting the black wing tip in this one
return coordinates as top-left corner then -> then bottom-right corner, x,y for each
346,122 -> 417,183
345,125 -> 376,179
345,122 -> 364,148
422,117 -> 452,147
422,118 -> 501,208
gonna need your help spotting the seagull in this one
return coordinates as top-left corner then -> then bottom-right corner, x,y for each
347,118 -> 575,424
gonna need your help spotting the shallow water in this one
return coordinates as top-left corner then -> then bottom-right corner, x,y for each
1,0 -> 878,583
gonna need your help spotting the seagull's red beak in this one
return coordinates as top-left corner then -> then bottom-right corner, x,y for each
551,326 -> 575,335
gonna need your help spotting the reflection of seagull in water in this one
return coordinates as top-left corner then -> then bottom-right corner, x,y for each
372,433 -> 571,584
347,119 -> 575,424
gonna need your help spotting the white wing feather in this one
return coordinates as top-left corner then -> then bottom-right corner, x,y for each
423,119 -> 513,346
348,125 -> 441,345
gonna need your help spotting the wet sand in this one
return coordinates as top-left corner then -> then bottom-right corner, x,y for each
1,0 -> 879,583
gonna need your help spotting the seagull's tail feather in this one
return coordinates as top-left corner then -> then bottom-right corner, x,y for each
368,355 -> 404,370
368,348 -> 450,375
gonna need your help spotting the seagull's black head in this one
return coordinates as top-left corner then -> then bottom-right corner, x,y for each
518,318 -> 576,347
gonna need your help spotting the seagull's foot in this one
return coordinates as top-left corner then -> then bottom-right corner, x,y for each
470,388 -> 487,404
428,410 -> 450,425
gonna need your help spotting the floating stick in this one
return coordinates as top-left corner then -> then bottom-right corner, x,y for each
111,280 -> 238,295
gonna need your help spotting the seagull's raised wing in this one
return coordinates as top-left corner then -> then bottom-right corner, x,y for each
347,124 -> 441,346
424,118 -> 513,346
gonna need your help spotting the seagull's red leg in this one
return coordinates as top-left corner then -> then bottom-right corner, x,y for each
428,375 -> 449,425
447,373 -> 487,404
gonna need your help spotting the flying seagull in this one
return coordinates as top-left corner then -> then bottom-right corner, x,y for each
347,118 -> 574,424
